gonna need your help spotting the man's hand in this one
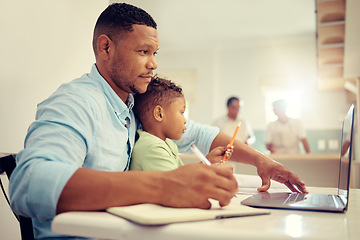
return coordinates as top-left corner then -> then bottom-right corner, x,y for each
256,159 -> 308,193
210,132 -> 307,194
160,164 -> 238,209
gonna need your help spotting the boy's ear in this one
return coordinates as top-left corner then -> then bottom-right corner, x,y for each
154,105 -> 164,122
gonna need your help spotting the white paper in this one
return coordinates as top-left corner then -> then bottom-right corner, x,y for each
234,174 -> 290,194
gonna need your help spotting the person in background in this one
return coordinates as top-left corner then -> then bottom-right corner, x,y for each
214,97 -> 256,145
266,99 -> 310,154
9,3 -> 307,239
131,76 -> 233,171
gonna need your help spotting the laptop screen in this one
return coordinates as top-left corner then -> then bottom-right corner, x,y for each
338,104 -> 354,202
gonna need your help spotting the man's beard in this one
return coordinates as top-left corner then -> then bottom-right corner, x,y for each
129,84 -> 141,95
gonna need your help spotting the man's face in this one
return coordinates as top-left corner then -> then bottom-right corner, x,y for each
108,24 -> 159,97
228,100 -> 240,118
273,104 -> 284,117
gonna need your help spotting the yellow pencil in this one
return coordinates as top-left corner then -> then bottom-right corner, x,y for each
222,122 -> 241,162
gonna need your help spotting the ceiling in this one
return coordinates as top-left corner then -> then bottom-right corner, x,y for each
118,0 -> 317,50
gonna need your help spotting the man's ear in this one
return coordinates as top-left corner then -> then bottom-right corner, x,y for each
154,105 -> 164,122
97,34 -> 112,60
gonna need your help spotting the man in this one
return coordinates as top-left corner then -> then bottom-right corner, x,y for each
214,97 -> 256,145
9,3 -> 307,239
266,99 -> 311,154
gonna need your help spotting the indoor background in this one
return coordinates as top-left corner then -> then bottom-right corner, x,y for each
1,0 -> 359,238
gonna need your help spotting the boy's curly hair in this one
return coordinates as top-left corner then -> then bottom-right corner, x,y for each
134,75 -> 183,124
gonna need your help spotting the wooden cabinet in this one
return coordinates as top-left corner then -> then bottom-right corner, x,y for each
316,0 -> 349,91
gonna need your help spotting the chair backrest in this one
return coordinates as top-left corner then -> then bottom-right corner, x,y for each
0,154 -> 34,240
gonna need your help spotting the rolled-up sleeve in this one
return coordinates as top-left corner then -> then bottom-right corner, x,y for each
9,90 -> 93,220
10,151 -> 78,219
8,64 -> 135,239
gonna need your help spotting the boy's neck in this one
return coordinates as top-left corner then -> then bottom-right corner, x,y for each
142,125 -> 167,141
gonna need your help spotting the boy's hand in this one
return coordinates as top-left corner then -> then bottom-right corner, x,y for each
206,144 -> 234,164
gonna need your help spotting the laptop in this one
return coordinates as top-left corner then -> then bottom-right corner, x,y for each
241,105 -> 355,213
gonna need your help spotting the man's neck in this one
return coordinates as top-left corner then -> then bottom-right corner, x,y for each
278,115 -> 288,124
227,113 -> 237,121
95,63 -> 129,103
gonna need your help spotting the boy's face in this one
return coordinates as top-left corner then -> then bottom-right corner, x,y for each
162,96 -> 187,140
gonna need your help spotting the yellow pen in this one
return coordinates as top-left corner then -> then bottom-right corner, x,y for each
222,122 -> 241,162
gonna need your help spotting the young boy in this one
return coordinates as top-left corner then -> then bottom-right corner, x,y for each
131,76 -> 233,171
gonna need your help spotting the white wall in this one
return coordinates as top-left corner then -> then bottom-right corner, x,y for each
0,0 -> 108,153
0,1 -> 355,238
1,0 -> 350,153
0,0 -> 109,238
156,49 -> 218,125
156,34 -> 349,129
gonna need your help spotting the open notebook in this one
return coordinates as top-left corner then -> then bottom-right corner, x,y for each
107,199 -> 269,226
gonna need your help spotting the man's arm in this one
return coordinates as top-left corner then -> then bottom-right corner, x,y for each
245,121 -> 256,145
210,132 -> 308,193
300,138 -> 311,153
57,163 -> 238,213
266,143 -> 275,153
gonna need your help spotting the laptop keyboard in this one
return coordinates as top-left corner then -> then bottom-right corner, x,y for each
283,193 -> 337,207
309,194 -> 336,207
283,193 -> 307,204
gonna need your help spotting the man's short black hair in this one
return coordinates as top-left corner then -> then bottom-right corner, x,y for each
227,97 -> 239,107
92,3 -> 157,54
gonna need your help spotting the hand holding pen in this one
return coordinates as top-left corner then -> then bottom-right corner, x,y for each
222,122 -> 241,162
206,145 -> 234,164
190,144 -> 212,165
190,144 -> 237,198
190,144 -> 234,166
191,123 -> 240,165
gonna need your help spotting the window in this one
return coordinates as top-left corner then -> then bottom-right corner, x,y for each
265,90 -> 303,123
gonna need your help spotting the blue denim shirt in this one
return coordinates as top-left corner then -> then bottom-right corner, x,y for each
9,64 -> 219,239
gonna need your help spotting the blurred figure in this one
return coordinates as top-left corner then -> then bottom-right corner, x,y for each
265,99 -> 310,154
214,96 -> 255,145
